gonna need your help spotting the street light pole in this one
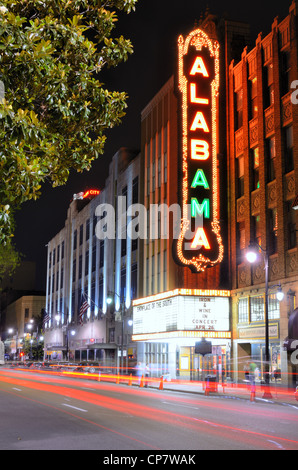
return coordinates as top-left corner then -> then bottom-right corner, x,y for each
263,249 -> 272,399
107,291 -> 126,375
246,242 -> 273,399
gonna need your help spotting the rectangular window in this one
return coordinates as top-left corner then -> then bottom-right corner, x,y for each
79,224 -> 83,246
251,147 -> 260,190
131,263 -> 138,300
252,215 -> 261,248
99,240 -> 104,268
79,255 -> 82,279
284,125 -> 294,173
237,221 -> 245,264
268,293 -> 280,320
268,208 -> 278,254
264,63 -> 274,108
286,200 -> 296,249
266,136 -> 276,181
86,218 -> 90,241
92,245 -> 96,272
250,77 -> 258,119
235,88 -> 243,129
98,279 -> 103,309
73,230 -> 77,250
237,155 -> 244,197
280,50 -> 291,96
85,250 -> 89,276
72,259 -> 76,282
250,295 -> 264,322
60,267 -> 64,289
238,298 -> 249,323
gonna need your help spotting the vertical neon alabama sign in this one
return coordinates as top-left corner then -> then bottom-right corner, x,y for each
177,28 -> 223,272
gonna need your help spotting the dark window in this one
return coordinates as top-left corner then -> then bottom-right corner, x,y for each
237,156 -> 244,198
98,279 -> 103,310
85,250 -> 89,276
286,200 -> 296,249
92,245 -> 96,272
120,267 -> 126,302
268,208 -> 277,254
131,263 -> 138,300
72,259 -> 76,282
249,77 -> 258,120
73,230 -> 77,250
251,147 -> 260,190
284,126 -> 293,173
79,224 -> 83,245
264,63 -> 274,108
86,219 -> 90,241
235,89 -> 243,129
237,221 -> 245,264
266,136 -> 276,182
79,255 -> 82,279
99,240 -> 104,268
280,50 -> 291,96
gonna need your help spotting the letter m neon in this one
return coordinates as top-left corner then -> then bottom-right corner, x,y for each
191,198 -> 210,218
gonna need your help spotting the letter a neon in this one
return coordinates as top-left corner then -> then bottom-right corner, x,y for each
190,227 -> 211,250
191,169 -> 209,189
190,111 -> 209,132
190,57 -> 209,77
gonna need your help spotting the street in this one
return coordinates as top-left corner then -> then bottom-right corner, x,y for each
0,366 -> 298,451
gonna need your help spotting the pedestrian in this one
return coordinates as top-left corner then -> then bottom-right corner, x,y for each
249,361 -> 257,386
136,362 -> 143,385
244,362 -> 249,384
145,363 -> 150,387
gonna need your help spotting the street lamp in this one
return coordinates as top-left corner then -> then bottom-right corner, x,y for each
107,291 -> 128,374
8,327 -> 19,360
246,241 -> 283,398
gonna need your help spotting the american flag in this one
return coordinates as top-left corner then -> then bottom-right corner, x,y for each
42,310 -> 50,328
79,294 -> 89,326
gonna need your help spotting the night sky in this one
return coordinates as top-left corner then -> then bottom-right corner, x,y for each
13,0 -> 289,291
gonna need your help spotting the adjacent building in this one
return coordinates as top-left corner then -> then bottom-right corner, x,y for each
44,148 -> 141,369
228,0 -> 298,383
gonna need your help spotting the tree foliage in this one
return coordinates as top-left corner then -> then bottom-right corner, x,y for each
0,0 -> 138,243
0,240 -> 21,284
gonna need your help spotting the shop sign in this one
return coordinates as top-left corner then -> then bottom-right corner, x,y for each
176,27 -> 223,272
133,294 -> 229,336
238,324 -> 279,340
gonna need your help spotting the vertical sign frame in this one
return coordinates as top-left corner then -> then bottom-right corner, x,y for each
176,28 -> 223,272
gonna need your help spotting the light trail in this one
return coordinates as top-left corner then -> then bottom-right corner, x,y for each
1,371 -> 298,449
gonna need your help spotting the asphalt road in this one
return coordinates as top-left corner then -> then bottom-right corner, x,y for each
1,367 -> 298,452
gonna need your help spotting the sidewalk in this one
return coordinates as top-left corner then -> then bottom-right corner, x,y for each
142,376 -> 298,407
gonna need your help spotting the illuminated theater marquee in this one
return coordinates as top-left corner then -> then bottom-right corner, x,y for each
177,29 -> 223,272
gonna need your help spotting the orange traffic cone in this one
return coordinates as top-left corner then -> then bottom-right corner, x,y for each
128,374 -> 132,386
116,374 -> 120,384
140,374 -> 144,387
250,384 -> 256,402
159,375 -> 164,390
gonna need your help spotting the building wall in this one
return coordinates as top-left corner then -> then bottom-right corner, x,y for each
44,149 -> 141,365
228,1 -> 298,382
